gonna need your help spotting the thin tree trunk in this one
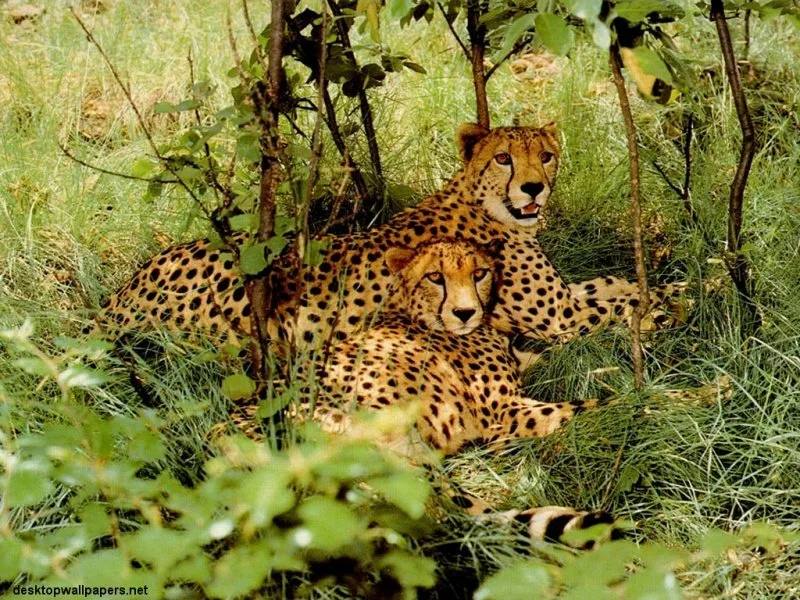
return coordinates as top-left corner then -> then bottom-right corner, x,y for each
710,0 -> 759,333
248,0 -> 290,381
466,0 -> 490,129
610,43 -> 650,390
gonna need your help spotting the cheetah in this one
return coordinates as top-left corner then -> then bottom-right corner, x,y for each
287,238 -> 616,544
92,122 -> 691,354
310,239 -> 600,458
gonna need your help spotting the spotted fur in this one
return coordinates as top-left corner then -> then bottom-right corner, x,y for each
91,123 -> 689,352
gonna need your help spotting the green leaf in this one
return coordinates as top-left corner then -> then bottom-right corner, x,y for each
238,468 -> 296,527
379,550 -> 437,589
221,373 -> 256,401
128,429 -> 167,463
370,472 -> 429,519
266,235 -> 289,261
474,562 -> 552,600
632,46 -> 674,86
402,61 -> 427,74
701,529 -> 740,556
65,548 -> 160,591
131,158 -> 156,178
206,542 -> 272,599
79,504 -> 112,539
236,132 -> 261,164
303,238 -> 329,268
13,357 -> 51,377
257,389 -> 294,419
388,0 -> 413,19
296,496 -> 362,551
6,468 -> 53,507
565,0 -> 602,21
240,242 -> 268,275
625,570 -> 683,600
614,0 -> 684,23
154,99 -> 200,113
561,540 -> 640,588
228,213 -> 257,232
126,528 -> 197,572
0,537 -> 24,580
535,13 -> 575,56
496,13 -> 535,61
154,101 -> 177,113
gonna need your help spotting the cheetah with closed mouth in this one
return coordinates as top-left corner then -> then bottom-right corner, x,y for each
309,238 -> 602,457
91,122 -> 692,354
287,238 -> 616,545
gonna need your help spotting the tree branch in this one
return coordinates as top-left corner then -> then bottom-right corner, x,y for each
710,0 -> 759,333
327,0 -> 384,204
610,42 -> 650,390
485,38 -> 528,81
437,2 -> 471,60
57,140 -> 175,183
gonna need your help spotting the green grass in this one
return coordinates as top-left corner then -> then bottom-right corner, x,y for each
2,1 -> 800,598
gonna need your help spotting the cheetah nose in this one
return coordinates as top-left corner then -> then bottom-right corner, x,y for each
521,182 -> 544,198
453,308 -> 476,323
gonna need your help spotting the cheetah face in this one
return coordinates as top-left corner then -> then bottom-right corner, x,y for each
385,240 -> 496,335
457,123 -> 560,229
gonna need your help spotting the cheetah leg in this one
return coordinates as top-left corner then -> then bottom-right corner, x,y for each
480,396 -> 604,446
556,277 -> 692,340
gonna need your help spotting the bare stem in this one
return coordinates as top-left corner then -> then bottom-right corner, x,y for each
710,0 -> 759,333
437,2 -> 471,60
327,0 -> 384,197
610,42 -> 650,390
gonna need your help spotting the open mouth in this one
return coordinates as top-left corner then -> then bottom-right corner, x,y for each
521,201 -> 541,216
504,197 -> 543,221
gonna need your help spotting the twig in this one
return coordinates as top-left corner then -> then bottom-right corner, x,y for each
437,2 -> 471,60
610,42 -> 650,391
69,8 -> 229,241
710,0 -> 759,334
326,0 -> 384,196
57,140 -> 174,182
485,38 -> 529,81
300,7 -> 328,247
242,0 -> 268,75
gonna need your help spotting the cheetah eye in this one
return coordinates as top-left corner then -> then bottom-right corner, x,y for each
425,272 -> 444,285
494,152 -> 512,166
539,151 -> 554,163
473,268 -> 489,282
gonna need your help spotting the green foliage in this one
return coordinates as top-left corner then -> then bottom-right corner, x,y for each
475,525 -> 799,599
0,322 -> 436,598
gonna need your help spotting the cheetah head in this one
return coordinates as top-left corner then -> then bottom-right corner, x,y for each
457,122 -> 560,228
385,239 -> 499,335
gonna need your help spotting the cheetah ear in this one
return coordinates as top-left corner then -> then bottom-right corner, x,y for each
385,247 -> 417,273
457,123 -> 490,162
540,121 -> 561,152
